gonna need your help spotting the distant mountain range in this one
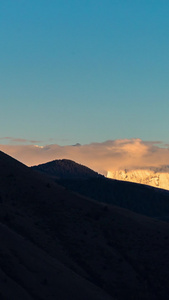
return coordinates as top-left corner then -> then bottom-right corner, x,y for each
1,151 -> 169,299
107,167 -> 169,190
32,159 -> 169,221
32,159 -> 169,191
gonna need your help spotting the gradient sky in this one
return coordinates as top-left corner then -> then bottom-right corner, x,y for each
1,0 -> 169,146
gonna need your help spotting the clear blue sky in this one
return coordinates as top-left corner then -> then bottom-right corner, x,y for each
0,0 -> 169,145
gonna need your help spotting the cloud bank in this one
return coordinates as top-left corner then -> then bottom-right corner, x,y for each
1,139 -> 169,175
0,137 -> 42,144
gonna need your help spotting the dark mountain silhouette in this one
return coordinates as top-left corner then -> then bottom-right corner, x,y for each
32,158 -> 169,221
31,159 -> 102,179
1,150 -> 169,299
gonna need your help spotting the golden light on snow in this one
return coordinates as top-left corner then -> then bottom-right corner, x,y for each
107,169 -> 169,190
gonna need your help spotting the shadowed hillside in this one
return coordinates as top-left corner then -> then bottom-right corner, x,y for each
56,177 -> 169,221
1,151 -> 169,299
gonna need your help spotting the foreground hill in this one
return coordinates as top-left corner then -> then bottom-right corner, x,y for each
1,151 -> 169,299
0,222 -> 111,300
32,159 -> 102,179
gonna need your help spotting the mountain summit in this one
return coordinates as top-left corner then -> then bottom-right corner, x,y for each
32,159 -> 102,179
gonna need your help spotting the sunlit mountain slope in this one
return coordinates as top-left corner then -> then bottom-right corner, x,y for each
107,167 -> 169,190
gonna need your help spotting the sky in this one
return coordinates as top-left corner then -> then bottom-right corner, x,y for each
0,0 -> 169,146
0,1 -> 169,170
